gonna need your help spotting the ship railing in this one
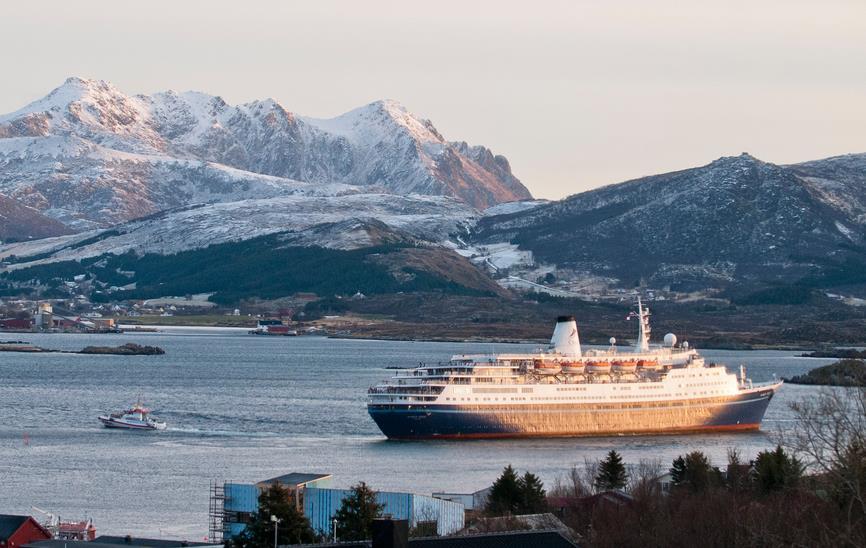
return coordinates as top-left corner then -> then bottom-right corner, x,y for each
392,379 -> 449,387
392,374 -> 485,384
393,368 -> 497,379
367,395 -> 440,403
368,385 -> 446,395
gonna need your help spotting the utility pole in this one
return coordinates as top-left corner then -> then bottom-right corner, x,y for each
270,515 -> 281,548
332,518 -> 338,542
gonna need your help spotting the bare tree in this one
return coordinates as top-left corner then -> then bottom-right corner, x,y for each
549,458 -> 599,499
626,458 -> 663,497
785,385 -> 866,544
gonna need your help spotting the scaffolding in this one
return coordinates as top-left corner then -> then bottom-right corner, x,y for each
208,480 -> 226,543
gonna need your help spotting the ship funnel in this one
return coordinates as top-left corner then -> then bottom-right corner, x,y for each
550,315 -> 582,357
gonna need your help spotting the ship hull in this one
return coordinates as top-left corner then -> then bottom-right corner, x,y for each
368,386 -> 778,440
98,416 -> 166,430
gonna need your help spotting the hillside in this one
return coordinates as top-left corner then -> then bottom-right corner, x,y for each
0,235 -> 503,305
473,153 -> 866,293
785,359 -> 866,386
0,193 -> 72,242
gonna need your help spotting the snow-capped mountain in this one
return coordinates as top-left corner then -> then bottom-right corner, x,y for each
474,153 -> 866,290
0,77 -> 531,232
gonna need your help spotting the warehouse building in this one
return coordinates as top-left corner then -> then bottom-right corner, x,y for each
212,473 -> 464,541
216,473 -> 332,540
304,487 -> 464,537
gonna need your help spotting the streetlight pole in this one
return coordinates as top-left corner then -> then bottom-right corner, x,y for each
270,515 -> 281,548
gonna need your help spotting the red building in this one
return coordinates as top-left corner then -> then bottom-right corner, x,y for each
0,318 -> 32,331
0,515 -> 51,548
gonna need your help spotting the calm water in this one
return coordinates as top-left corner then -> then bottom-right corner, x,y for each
0,328 -> 834,539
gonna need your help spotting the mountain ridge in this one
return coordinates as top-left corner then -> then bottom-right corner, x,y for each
0,77 -> 531,232
473,152 -> 866,292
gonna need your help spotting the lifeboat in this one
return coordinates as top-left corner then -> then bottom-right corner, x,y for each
561,361 -> 585,374
585,361 -> 611,374
637,359 -> 661,371
533,359 -> 562,375
612,360 -> 638,374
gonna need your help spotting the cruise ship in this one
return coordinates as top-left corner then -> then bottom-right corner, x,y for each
367,300 -> 782,439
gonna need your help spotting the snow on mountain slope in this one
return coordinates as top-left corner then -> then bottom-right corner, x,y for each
0,78 -> 531,231
482,199 -> 548,217
0,132 -> 358,230
0,77 -> 162,153
0,193 -> 477,269
787,153 -> 866,224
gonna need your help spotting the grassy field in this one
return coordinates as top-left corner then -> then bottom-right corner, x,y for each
115,314 -> 259,328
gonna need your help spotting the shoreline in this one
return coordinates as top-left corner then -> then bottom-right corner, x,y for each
3,325 -> 861,351
325,333 -> 830,351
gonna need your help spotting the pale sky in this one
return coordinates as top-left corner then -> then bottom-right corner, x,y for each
2,0 -> 865,200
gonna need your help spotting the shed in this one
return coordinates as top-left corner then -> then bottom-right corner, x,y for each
432,487 -> 491,511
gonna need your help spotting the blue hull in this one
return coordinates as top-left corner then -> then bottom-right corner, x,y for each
368,388 -> 778,439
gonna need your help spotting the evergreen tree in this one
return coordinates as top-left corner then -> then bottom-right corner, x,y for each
752,445 -> 804,494
670,451 -> 721,493
595,450 -> 629,491
830,439 -> 866,512
726,448 -> 751,492
485,465 -> 523,516
517,471 -> 548,513
670,455 -> 687,486
333,482 -> 384,541
229,483 -> 315,548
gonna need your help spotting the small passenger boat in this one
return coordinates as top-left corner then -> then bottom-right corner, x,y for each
98,401 -> 166,430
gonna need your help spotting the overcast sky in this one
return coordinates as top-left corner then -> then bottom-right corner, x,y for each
3,0 -> 865,199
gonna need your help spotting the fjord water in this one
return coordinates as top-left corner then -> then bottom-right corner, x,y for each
0,328 -> 833,539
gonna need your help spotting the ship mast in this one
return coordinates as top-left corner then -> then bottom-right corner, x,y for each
635,298 -> 651,352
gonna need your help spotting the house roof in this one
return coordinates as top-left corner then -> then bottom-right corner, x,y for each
25,538 -> 216,548
584,490 -> 635,503
256,472 -> 331,488
0,515 -> 30,540
411,530 -> 578,548
296,529 -> 578,548
95,536 -> 216,547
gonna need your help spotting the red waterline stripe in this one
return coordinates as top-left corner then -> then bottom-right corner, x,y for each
385,423 -> 761,440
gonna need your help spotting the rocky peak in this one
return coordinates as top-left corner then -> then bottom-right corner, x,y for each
475,152 -> 866,290
0,78 -> 532,229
